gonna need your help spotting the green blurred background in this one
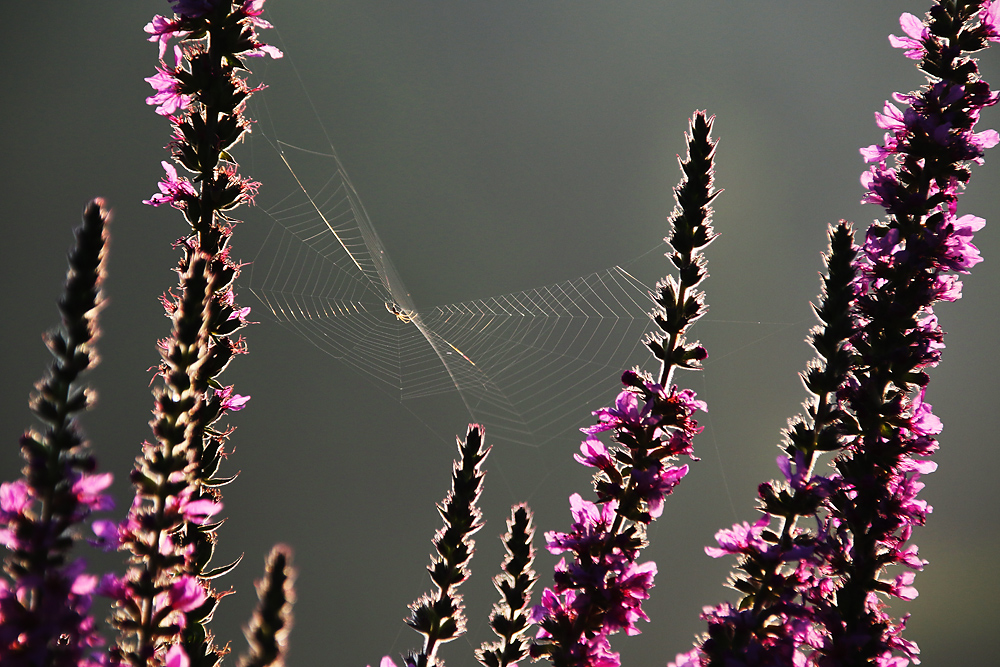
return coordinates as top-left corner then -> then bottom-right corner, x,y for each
1,1 -> 997,664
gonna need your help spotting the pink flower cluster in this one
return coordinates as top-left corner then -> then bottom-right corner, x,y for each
529,375 -> 706,667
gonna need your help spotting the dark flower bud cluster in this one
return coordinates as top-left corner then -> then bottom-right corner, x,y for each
646,112 -> 718,388
236,546 -> 297,667
476,505 -> 537,667
383,425 -> 490,667
105,2 -> 287,667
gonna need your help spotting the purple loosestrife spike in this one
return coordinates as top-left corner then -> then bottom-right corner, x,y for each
674,222 -> 859,667
110,3 -> 285,665
675,3 -> 998,665
529,112 -> 715,667
401,425 -> 490,667
833,5 -> 996,661
0,199 -> 113,667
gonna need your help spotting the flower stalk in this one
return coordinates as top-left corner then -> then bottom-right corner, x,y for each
108,2 -> 284,666
396,425 -> 490,667
0,199 -> 113,667
672,3 -> 998,665
476,505 -> 537,667
527,111 -> 716,667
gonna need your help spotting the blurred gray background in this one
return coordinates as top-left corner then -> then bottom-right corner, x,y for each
1,2 -> 997,665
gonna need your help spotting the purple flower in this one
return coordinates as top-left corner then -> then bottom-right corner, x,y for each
860,142 -> 893,164
602,560 -> 657,636
583,389 -> 655,435
165,643 -> 190,667
218,385 -> 251,411
704,514 -> 771,559
529,590 -> 623,667
667,648 -> 703,667
71,472 -> 114,514
545,494 -> 618,556
936,213 -> 986,272
574,436 -> 615,470
982,0 -> 1000,41
144,46 -> 192,116
143,161 -> 197,209
631,463 -> 688,518
889,571 -> 919,601
907,388 -> 942,437
144,15 -> 188,60
859,165 -> 902,211
888,12 -> 928,60
164,487 -> 223,525
158,576 -> 209,618
234,1 -> 284,59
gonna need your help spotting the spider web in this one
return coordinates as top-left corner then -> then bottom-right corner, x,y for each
239,45 -> 802,450
245,135 -> 663,447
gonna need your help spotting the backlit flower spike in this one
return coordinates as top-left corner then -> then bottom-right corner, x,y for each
476,505 -> 537,667
647,111 -> 719,389
403,425 -> 490,667
530,112 -> 716,667
677,226 -> 858,662
113,2 -> 289,665
0,200 -> 112,667
237,545 -> 297,667
682,4 -> 997,663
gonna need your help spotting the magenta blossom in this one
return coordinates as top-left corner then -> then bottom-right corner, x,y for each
545,494 -> 618,556
144,46 -> 192,116
143,161 -> 197,209
631,463 -> 689,518
888,12 -> 929,60
583,389 -> 655,435
704,514 -> 772,559
573,436 -> 615,470
982,0 -> 1000,40
218,385 -> 251,412
165,643 -> 190,667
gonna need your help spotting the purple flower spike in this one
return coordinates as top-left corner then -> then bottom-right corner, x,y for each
530,113 -> 717,667
112,3 -> 292,665
0,200 -> 112,667
684,6 -> 998,665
